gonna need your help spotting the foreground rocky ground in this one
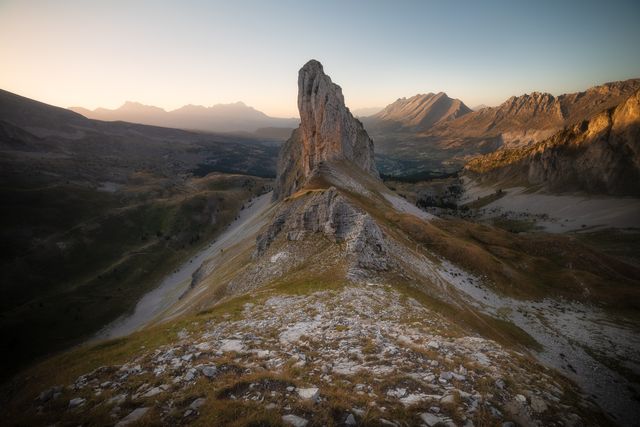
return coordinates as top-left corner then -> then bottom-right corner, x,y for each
17,281 -> 606,426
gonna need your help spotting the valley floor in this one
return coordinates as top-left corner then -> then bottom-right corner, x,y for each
460,178 -> 640,233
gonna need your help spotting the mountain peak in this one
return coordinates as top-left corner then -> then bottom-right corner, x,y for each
369,91 -> 471,131
273,60 -> 378,200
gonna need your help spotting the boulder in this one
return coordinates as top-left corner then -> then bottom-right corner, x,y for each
68,397 -> 86,409
201,365 -> 218,378
297,387 -> 320,402
116,407 -> 150,427
282,414 -> 309,427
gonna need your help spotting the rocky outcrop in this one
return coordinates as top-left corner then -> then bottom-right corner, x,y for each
273,60 -> 378,200
465,89 -> 640,196
256,187 -> 388,271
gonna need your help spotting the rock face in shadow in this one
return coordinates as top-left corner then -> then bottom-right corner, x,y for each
273,60 -> 378,200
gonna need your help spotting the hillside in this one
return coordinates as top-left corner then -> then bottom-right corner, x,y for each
0,88 -> 277,376
70,101 -> 298,135
3,61 -> 640,427
465,89 -> 640,196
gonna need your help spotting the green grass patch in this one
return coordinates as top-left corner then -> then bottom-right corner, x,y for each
269,276 -> 346,296
197,293 -> 256,321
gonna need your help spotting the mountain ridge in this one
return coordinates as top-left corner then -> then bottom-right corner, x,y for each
430,78 -> 640,147
465,88 -> 640,195
3,61 -> 640,427
367,78 -> 640,180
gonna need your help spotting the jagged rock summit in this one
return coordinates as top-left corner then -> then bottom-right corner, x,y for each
273,60 -> 378,200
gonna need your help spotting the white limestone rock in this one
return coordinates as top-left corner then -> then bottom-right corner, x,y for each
274,60 -> 378,200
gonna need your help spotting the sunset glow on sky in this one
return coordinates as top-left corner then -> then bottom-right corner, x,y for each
1,0 -> 639,117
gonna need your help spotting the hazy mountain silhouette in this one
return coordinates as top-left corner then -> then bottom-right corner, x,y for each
351,106 -> 383,117
471,104 -> 490,111
70,101 -> 299,135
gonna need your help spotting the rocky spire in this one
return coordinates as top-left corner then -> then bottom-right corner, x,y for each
273,60 -> 378,200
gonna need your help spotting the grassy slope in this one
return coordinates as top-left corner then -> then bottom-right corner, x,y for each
0,172 -> 271,380
283,172 -> 553,351
394,214 -> 640,310
1,267 -> 612,427
0,269 -> 344,424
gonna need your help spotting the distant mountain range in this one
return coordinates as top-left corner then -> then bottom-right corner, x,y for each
471,104 -> 490,111
70,101 -> 299,135
366,78 -> 640,181
428,78 -> 640,148
0,89 -> 280,182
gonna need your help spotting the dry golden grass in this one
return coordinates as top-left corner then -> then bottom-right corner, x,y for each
390,211 -> 640,310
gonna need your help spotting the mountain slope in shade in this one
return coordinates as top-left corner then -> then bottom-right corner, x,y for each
365,92 -> 472,132
0,87 -> 280,378
465,88 -> 640,195
69,101 -> 298,134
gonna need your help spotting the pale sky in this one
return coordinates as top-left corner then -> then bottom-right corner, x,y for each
1,0 -> 639,117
